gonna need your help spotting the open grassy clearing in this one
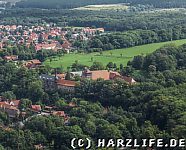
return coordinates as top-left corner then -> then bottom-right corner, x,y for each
45,39 -> 186,70
73,3 -> 128,11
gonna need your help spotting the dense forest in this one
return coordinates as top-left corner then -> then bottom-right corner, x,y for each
131,0 -> 186,8
15,0 -> 186,9
83,27 -> 186,52
1,8 -> 186,32
16,0 -> 126,9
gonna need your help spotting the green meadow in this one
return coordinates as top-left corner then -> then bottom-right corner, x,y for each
45,39 -> 186,69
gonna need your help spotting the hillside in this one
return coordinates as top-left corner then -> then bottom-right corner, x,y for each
15,0 -> 186,9
44,39 -> 186,69
16,0 -> 126,9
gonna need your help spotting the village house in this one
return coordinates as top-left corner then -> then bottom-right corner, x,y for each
83,27 -> 97,35
10,25 -> 17,31
52,111 -> 66,117
0,101 -> 20,118
9,100 -> 20,108
52,111 -> 69,123
61,40 -> 72,53
41,33 -> 49,40
113,75 -> 137,85
35,43 -> 57,51
31,105 -> 42,113
57,79 -> 76,93
29,32 -> 38,41
82,69 -> 113,80
82,27 -> 105,36
0,24 -> 105,56
70,71 -> 83,78
24,59 -> 42,69
4,55 -> 18,61
40,74 -> 78,93
82,69 -> 136,85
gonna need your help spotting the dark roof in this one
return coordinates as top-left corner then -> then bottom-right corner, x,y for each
40,74 -> 58,81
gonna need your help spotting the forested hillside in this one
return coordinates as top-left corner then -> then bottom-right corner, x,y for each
16,0 -> 126,9
15,0 -> 186,9
2,7 -> 186,32
131,0 -> 186,8
0,43 -> 186,149
0,0 -> 185,149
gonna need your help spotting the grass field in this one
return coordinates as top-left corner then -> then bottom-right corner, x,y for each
45,39 -> 186,70
73,4 -> 128,11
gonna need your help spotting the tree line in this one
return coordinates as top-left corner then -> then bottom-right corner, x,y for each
15,0 -> 186,9
74,27 -> 186,52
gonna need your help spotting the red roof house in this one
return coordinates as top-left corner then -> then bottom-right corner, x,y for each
4,55 -> 18,61
82,69 -> 137,85
57,79 -> 76,93
9,100 -> 20,108
82,70 -> 119,80
35,43 -> 57,51
31,105 -> 42,112
0,102 -> 20,118
113,75 -> 137,85
24,59 -> 42,69
52,111 -> 66,117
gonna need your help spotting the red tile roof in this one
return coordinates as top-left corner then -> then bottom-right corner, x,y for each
31,105 -> 42,112
61,40 -> 71,49
109,71 -> 121,79
113,75 -> 137,85
52,111 -> 66,117
0,101 -> 10,108
4,55 -> 18,61
35,43 -> 56,51
31,59 -> 41,65
9,100 -> 20,108
83,70 -> 136,84
83,70 -> 120,80
122,76 -> 137,85
84,70 -> 110,80
57,79 -> 76,87
25,59 -> 41,68
10,25 -> 17,30
0,102 -> 19,111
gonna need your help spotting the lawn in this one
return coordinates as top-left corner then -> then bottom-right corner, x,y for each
44,39 -> 186,70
